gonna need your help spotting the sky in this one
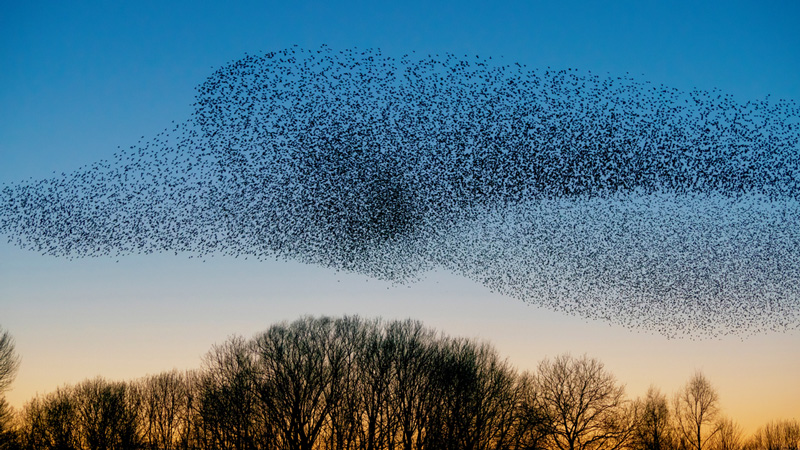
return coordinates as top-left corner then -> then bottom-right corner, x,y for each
1,0 -> 799,434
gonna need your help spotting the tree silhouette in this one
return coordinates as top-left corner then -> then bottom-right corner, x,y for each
74,378 -> 140,450
137,370 -> 195,450
196,335 -> 267,450
5,316 -> 798,450
384,319 -> 437,450
632,387 -> 675,450
425,338 -> 524,450
20,387 -> 80,450
507,372 -> 550,450
747,419 -> 800,450
339,317 -> 394,450
714,417 -> 743,450
254,317 -> 347,450
534,354 -> 635,450
673,371 -> 720,450
0,327 -> 20,448
0,329 -> 18,394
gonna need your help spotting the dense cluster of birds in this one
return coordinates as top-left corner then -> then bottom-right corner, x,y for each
2,46 -> 799,338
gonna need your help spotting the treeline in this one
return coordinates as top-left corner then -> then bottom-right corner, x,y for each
0,317 -> 798,450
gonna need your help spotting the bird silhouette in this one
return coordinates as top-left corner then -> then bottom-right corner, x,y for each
1,46 -> 799,338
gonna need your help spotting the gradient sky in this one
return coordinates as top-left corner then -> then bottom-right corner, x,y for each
1,0 -> 799,434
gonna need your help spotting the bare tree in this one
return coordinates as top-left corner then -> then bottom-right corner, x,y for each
673,371 -> 719,450
632,387 -> 675,450
384,319 -> 437,450
196,335 -> 267,450
534,354 -> 634,450
138,370 -> 194,450
467,343 -> 526,450
18,316 -> 785,450
787,420 -> 800,450
254,316 -> 348,450
714,417 -> 743,450
424,338 -> 524,450
425,337 -> 479,450
506,372 -> 549,450
0,328 -> 19,394
19,387 -> 80,450
336,317 -> 392,450
0,398 -> 18,450
179,369 -> 203,449
0,327 -> 20,448
747,419 -> 800,450
75,377 -> 140,450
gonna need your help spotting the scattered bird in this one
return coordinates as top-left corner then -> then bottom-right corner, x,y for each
1,46 -> 799,338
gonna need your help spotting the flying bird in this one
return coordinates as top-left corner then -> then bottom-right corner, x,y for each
1,46 -> 798,338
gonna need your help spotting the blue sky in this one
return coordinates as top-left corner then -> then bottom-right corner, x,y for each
3,0 -> 798,182
1,0 -> 799,431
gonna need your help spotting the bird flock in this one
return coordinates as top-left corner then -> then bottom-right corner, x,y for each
2,46 -> 799,338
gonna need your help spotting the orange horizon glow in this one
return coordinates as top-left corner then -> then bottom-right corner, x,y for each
3,254 -> 798,436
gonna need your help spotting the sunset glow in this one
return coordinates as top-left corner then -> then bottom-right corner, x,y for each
1,0 -> 798,445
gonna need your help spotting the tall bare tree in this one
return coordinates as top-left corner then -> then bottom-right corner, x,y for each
0,327 -> 20,448
747,419 -> 800,450
0,397 -> 15,449
138,370 -> 194,450
632,387 -> 675,450
714,417 -> 743,450
384,319 -> 437,450
0,328 -> 19,394
467,343 -> 525,450
341,317 -> 394,450
75,377 -> 140,450
196,335 -> 267,450
534,354 -> 635,450
20,387 -> 80,450
424,338 -> 524,450
17,316 -> 782,450
254,316 -> 348,450
673,371 -> 719,450
507,372 -> 549,450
